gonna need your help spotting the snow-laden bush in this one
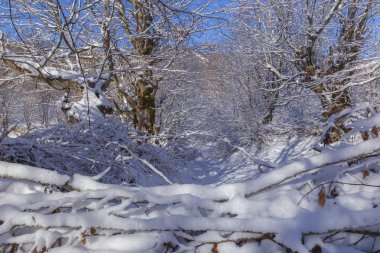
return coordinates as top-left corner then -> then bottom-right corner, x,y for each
0,118 -> 178,186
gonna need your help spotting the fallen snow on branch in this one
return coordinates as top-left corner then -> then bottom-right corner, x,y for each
1,137 -> 380,253
1,54 -> 113,122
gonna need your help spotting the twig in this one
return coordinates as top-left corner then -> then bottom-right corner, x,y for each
298,180 -> 380,205
110,142 -> 174,185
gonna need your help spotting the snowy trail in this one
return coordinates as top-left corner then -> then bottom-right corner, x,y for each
183,136 -> 317,186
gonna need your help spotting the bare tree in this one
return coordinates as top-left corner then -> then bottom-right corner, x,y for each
225,0 -> 380,143
0,0 -> 218,133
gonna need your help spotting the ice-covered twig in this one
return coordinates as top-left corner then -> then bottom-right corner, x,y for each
245,136 -> 380,198
111,142 -> 174,185
235,146 -> 277,171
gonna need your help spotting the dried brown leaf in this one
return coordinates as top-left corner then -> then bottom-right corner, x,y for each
318,187 -> 326,207
311,245 -> 322,253
330,187 -> 338,198
371,126 -> 379,138
163,242 -> 179,252
90,227 -> 97,235
52,238 -> 62,248
361,131 -> 369,141
9,243 -> 18,253
212,243 -> 219,253
363,170 -> 370,179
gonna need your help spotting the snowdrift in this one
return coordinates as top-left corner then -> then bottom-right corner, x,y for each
1,133 -> 380,253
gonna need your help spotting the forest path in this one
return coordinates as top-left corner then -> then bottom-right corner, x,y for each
177,136 -> 318,186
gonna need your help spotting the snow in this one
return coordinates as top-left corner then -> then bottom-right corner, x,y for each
70,173 -> 113,191
0,160 -> 69,186
1,134 -> 380,252
1,55 -> 113,122
85,233 -> 160,252
2,1 -> 380,251
1,113 -> 380,252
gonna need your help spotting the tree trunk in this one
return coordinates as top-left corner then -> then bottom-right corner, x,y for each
133,71 -> 156,133
313,84 -> 352,144
115,0 -> 157,134
262,91 -> 279,125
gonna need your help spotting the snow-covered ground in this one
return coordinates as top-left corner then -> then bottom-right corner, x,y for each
181,135 -> 318,186
1,133 -> 380,252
